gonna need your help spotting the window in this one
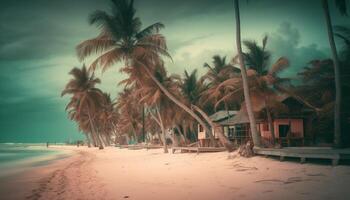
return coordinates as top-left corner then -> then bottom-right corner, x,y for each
228,126 -> 235,138
199,125 -> 203,132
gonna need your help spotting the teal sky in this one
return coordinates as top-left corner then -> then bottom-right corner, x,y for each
0,0 -> 348,142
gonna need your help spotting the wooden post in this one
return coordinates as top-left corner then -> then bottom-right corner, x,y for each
280,156 -> 285,161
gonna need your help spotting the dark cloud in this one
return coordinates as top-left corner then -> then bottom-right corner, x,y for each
267,22 -> 328,77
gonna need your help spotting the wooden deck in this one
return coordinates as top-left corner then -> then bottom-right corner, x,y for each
172,146 -> 227,154
253,147 -> 350,166
118,144 -> 163,150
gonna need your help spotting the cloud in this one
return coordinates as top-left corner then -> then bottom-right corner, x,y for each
267,22 -> 328,77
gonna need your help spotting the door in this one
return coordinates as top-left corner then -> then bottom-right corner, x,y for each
279,124 -> 290,138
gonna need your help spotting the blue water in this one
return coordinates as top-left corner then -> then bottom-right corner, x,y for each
0,143 -> 70,177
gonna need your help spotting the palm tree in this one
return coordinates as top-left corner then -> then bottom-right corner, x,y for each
322,0 -> 348,147
135,65 -> 182,153
297,59 -> 336,143
233,0 -> 261,147
62,65 -> 106,149
116,89 -> 142,143
179,69 -> 214,145
77,0 -> 234,151
243,37 -> 290,145
97,93 -> 117,145
214,37 -> 290,146
201,55 -> 241,121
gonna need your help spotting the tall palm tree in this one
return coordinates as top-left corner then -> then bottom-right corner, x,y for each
116,89 -> 142,143
322,0 -> 347,147
215,39 -> 290,146
180,69 -> 216,145
77,0 -> 234,151
233,0 -> 261,147
243,37 -> 290,145
97,93 -> 117,145
62,65 -> 106,149
201,55 -> 241,120
135,65 -> 182,153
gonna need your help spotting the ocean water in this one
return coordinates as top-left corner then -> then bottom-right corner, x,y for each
0,143 -> 70,178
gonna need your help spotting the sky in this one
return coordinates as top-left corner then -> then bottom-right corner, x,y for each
0,0 -> 348,142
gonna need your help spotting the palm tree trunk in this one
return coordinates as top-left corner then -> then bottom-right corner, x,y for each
86,133 -> 92,147
175,125 -> 187,145
157,132 -> 163,145
87,109 -> 104,149
155,105 -> 168,153
262,97 -> 275,145
139,61 -> 221,149
234,0 -> 261,147
130,125 -> 138,144
148,107 -> 166,147
265,107 -> 275,145
191,105 -> 234,151
169,130 -> 179,147
322,0 -> 342,148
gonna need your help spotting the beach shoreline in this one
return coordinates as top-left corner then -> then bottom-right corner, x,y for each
1,146 -> 350,200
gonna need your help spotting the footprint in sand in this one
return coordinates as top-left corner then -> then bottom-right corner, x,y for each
262,190 -> 273,193
306,173 -> 325,177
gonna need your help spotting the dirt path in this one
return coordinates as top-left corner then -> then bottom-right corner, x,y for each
26,151 -> 108,200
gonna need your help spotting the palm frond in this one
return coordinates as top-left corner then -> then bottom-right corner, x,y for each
90,48 -> 124,72
269,57 -> 289,75
136,22 -> 165,39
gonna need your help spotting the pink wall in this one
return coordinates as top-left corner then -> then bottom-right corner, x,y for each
198,125 -> 206,139
259,119 -> 304,139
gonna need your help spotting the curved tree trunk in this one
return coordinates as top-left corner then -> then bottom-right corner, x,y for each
234,0 -> 261,147
175,125 -> 188,146
156,105 -> 168,153
87,109 -> 104,149
192,105 -> 235,151
86,133 -> 92,147
139,62 -> 222,150
322,0 -> 342,148
168,130 -> 179,147
149,106 -> 168,153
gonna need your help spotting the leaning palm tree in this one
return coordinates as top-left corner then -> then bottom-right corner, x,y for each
135,65 -> 182,153
242,37 -> 296,145
77,0 -> 234,151
233,0 -> 261,147
322,0 -> 347,147
180,69 -> 216,145
62,65 -> 106,149
201,55 -> 241,118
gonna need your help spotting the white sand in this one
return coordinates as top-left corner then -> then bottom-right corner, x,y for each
1,145 -> 350,200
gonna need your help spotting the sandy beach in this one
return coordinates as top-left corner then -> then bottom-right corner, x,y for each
1,146 -> 350,200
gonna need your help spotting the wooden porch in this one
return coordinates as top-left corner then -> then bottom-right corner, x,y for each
118,144 -> 163,150
172,146 -> 227,154
253,147 -> 350,166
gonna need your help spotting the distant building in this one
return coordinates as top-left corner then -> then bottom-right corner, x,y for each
198,95 -> 313,147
